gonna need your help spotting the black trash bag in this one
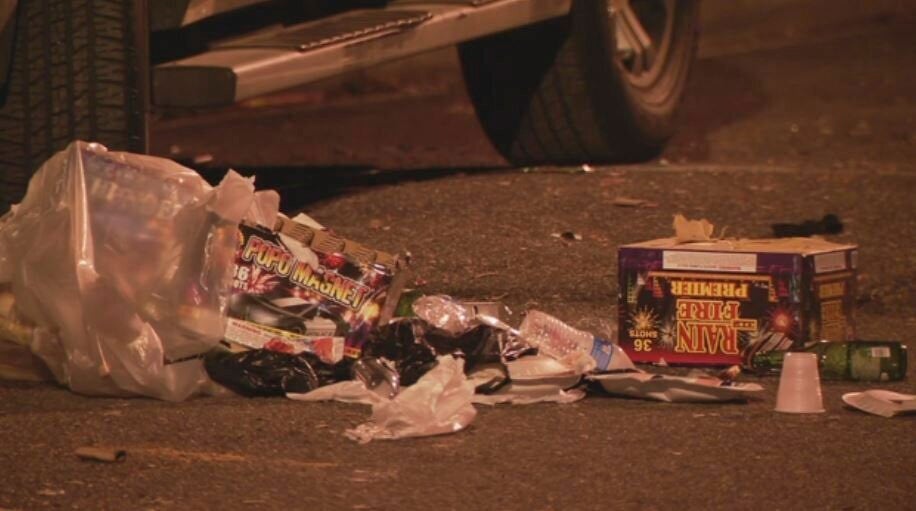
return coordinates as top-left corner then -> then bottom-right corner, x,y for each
366,318 -> 507,386
423,324 -> 503,369
204,349 -> 348,397
365,320 -> 438,386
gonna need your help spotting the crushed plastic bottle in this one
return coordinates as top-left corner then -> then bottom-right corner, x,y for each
518,310 -> 633,373
411,295 -> 475,336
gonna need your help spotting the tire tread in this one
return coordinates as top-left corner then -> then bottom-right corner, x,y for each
459,0 -> 699,166
0,0 -> 147,210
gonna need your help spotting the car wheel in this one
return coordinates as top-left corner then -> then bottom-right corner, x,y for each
459,0 -> 700,165
0,0 -> 149,212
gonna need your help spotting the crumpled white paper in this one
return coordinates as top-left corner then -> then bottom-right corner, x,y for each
288,356 -> 476,443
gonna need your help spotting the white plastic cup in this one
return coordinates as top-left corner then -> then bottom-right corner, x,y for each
775,352 -> 825,413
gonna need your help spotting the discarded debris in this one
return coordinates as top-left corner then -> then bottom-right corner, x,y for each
751,340 -> 907,382
204,349 -> 346,397
771,213 -> 843,238
0,141 -> 258,400
774,352 -> 824,414
718,365 -> 742,383
672,213 -> 715,242
619,225 -> 857,367
226,216 -> 408,361
588,371 -> 763,403
0,334 -> 50,383
3,142 -> 900,444
290,356 -> 477,443
842,390 -> 916,418
612,196 -> 649,207
75,446 -> 127,463
351,357 -> 400,399
192,153 -> 214,165
551,231 -> 583,241
519,310 -> 634,374
471,355 -> 585,405
522,165 -> 596,175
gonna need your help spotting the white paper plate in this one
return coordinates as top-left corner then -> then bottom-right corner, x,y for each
842,390 -> 916,418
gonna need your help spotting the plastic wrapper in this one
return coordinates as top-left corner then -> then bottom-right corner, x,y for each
587,370 -> 763,403
351,356 -> 400,398
474,313 -> 533,361
411,295 -> 475,336
204,349 -> 345,397
289,355 -> 476,443
0,141 -> 255,400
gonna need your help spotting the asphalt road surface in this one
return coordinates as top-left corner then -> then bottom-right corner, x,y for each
3,2 -> 915,510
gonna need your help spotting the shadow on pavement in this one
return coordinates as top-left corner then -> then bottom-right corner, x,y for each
196,165 -> 504,212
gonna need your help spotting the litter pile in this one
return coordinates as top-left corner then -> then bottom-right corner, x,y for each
0,143 -> 909,443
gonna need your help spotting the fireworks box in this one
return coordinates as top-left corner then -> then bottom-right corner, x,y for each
618,237 -> 858,366
226,216 -> 408,362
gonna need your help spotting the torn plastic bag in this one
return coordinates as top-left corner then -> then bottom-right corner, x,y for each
0,141 -> 257,400
289,355 -> 476,443
204,349 -> 346,397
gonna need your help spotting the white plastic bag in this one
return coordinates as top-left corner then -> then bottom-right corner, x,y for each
289,356 -> 477,443
0,141 -> 259,400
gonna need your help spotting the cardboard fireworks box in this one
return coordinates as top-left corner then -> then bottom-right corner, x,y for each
226,216 -> 408,362
618,237 -> 857,366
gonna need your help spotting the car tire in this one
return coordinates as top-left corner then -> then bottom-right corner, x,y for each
0,0 -> 149,212
459,0 -> 699,165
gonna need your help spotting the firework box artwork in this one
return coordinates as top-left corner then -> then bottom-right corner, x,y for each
618,237 -> 857,366
227,217 -> 408,362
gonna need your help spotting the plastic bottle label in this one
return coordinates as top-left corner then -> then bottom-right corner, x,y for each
590,337 -> 615,371
869,347 -> 891,358
850,349 -> 883,381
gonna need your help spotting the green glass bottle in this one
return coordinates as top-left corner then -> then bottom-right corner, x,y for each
751,340 -> 908,382
393,289 -> 423,319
